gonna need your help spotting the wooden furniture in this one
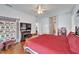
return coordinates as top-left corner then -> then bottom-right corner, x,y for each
20,23 -> 31,41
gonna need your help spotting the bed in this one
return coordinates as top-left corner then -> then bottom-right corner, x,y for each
24,34 -> 73,54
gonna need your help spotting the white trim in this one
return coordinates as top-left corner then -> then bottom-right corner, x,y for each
23,46 -> 38,54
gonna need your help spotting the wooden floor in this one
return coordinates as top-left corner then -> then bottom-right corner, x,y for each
0,43 -> 30,54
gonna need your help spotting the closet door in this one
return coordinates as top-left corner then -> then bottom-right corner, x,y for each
49,16 -> 56,35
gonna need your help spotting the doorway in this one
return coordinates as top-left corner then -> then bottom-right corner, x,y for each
49,16 -> 56,35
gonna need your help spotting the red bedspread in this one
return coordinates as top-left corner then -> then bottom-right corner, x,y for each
25,34 -> 71,54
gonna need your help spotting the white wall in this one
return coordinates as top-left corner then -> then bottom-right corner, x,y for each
75,17 -> 79,26
38,12 -> 72,35
36,5 -> 79,35
57,13 -> 72,34
0,5 -> 77,41
38,17 -> 50,34
71,5 -> 79,32
0,5 -> 36,42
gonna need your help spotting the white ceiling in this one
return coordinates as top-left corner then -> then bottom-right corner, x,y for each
5,4 -> 75,17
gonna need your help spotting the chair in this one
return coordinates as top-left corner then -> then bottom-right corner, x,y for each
58,27 -> 67,36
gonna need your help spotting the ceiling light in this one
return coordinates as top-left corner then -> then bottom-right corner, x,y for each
37,9 -> 43,14
36,5 -> 45,14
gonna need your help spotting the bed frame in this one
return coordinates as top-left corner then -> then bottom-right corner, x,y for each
23,46 -> 38,54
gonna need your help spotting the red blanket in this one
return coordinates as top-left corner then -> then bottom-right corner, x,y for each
25,34 -> 72,54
